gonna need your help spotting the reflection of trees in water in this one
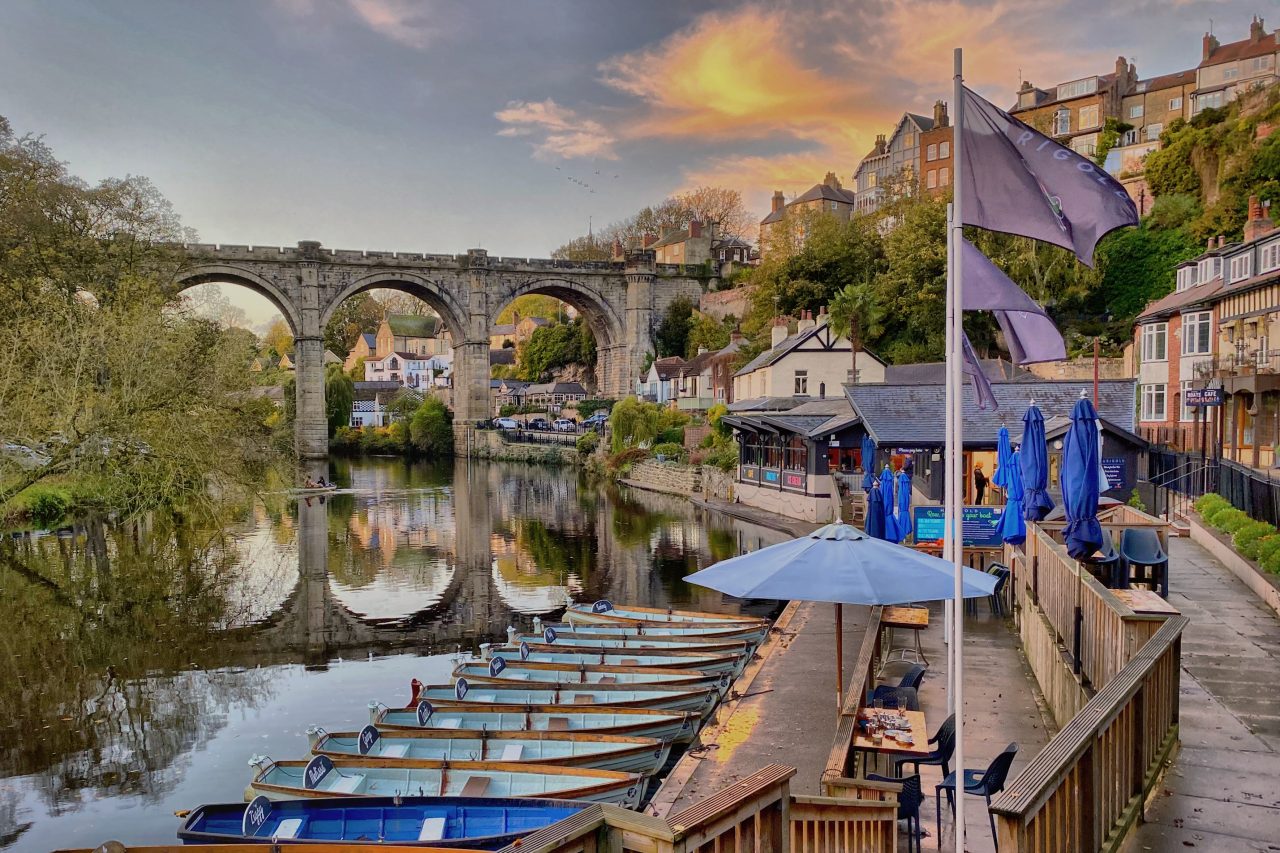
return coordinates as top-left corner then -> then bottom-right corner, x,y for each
0,512 -> 273,812
0,787 -> 33,848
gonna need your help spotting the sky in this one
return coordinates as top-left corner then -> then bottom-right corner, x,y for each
0,0 -> 1261,323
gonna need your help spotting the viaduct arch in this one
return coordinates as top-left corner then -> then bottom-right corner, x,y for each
173,242 -> 709,458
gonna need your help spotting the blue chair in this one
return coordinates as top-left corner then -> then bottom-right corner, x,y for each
1082,529 -> 1122,588
935,743 -> 1019,852
894,713 -> 955,779
1119,528 -> 1170,598
967,564 -> 1010,616
869,773 -> 924,853
872,665 -> 925,710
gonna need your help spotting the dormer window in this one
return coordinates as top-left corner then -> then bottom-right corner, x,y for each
1176,266 -> 1197,291
1056,77 -> 1098,100
1261,240 -> 1280,273
1229,252 -> 1253,283
1196,256 -> 1221,283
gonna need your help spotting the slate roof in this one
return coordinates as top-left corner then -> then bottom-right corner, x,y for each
387,314 -> 439,338
653,356 -> 686,380
727,396 -> 803,412
846,379 -> 1137,447
1135,279 -> 1225,321
882,358 -> 1036,384
790,182 -> 858,206
1136,69 -> 1196,92
491,323 -> 517,336
725,397 -> 860,439
352,380 -> 404,401
360,333 -> 377,348
489,348 -> 516,365
734,324 -> 828,376
681,350 -> 717,376
651,227 -> 694,250
1201,32 -> 1279,67
526,381 -> 588,396
760,208 -> 787,225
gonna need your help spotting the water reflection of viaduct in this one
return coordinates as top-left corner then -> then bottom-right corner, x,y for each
228,464 -> 670,665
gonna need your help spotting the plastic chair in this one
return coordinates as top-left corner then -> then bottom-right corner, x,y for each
872,665 -> 925,711
966,564 -> 1010,616
869,773 -> 924,853
1119,528 -> 1170,598
1081,529 -> 1122,587
894,713 -> 955,779
935,743 -> 1019,853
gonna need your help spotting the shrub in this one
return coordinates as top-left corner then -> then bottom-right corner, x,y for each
1127,488 -> 1147,512
410,397 -> 454,456
26,488 -> 71,528
707,442 -> 739,472
1194,493 -> 1229,515
1213,508 -> 1251,534
1258,534 -> 1280,565
657,427 -> 685,446
1234,520 -> 1277,560
576,430 -> 599,457
652,442 -> 684,459
1263,548 -> 1280,575
687,448 -> 708,465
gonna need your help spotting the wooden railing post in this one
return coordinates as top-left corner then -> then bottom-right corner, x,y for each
1079,735 -> 1100,852
1131,681 -> 1147,823
1031,554 -> 1039,603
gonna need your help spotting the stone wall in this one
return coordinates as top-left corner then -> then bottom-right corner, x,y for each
701,466 -> 735,501
625,459 -> 703,495
734,478 -> 841,524
457,427 -> 579,465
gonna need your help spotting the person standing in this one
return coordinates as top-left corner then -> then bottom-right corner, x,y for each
973,463 -> 988,505
903,455 -> 914,478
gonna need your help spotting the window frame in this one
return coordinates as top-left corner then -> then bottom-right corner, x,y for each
1141,383 -> 1167,421
926,143 -> 938,161
927,169 -> 937,189
939,167 -> 950,186
1054,108 -> 1071,136
1128,104 -> 1144,119
1261,240 -> 1280,273
1079,104 -> 1100,129
1182,311 -> 1213,356
1229,252 -> 1253,282
939,140 -> 950,158
1169,96 -> 1182,111
794,369 -> 809,396
1141,322 -> 1168,362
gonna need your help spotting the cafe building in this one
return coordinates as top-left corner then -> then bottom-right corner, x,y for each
722,397 -> 861,522
845,379 -> 1147,504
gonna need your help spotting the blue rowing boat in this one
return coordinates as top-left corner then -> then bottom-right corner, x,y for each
179,794 -> 588,848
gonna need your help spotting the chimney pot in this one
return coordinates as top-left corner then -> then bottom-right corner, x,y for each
771,190 -> 785,213
1251,16 -> 1266,43
933,99 -> 949,128
1219,235 -> 1226,248
689,219 -> 702,238
1203,32 -> 1220,62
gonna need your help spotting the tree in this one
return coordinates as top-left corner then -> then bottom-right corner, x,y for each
828,281 -> 885,382
550,186 -> 752,255
685,312 -> 735,358
324,364 -> 354,437
410,397 -> 454,456
324,292 -> 382,357
262,317 -> 294,357
550,235 -> 611,261
516,317 -> 596,381
497,295 -> 565,324
347,357 -> 366,381
674,186 -> 751,240
655,296 -> 695,358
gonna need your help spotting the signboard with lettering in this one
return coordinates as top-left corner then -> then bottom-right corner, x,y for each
1102,457 -> 1125,490
591,599 -> 614,613
1185,387 -> 1223,406
415,700 -> 434,726
303,754 -> 335,790
519,641 -> 531,661
783,472 -> 806,490
358,724 -> 380,755
489,656 -> 507,677
913,505 -> 1006,548
763,469 -> 780,484
243,795 -> 272,837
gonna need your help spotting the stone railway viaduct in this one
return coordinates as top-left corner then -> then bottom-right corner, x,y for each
174,242 -> 710,458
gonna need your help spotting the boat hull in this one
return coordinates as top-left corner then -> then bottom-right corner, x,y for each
516,633 -> 750,654
373,703 -> 698,743
414,681 -> 717,715
487,645 -> 742,676
453,660 -> 729,692
566,602 -> 769,626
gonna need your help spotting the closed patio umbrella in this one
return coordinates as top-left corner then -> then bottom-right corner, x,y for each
895,469 -> 914,542
865,482 -> 887,541
879,466 -> 898,541
861,435 -> 877,491
992,425 -> 1015,495
1062,398 -> 1104,560
684,522 -> 999,706
1020,403 -> 1055,521
996,450 -> 1026,545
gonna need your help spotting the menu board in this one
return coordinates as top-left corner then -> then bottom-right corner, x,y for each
913,505 -> 1006,548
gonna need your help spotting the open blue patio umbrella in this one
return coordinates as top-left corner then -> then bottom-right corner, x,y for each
996,450 -> 1026,545
684,522 -> 1000,707
865,482 -> 887,540
992,425 -> 1015,493
1020,403 -> 1056,522
861,435 -> 877,491
879,466 -> 898,541
894,470 -> 914,542
1061,398 -> 1104,560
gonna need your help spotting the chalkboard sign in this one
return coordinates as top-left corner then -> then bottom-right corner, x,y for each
913,505 -> 1006,548
415,700 -> 434,726
592,599 -> 614,613
358,724 -> 380,755
519,641 -> 530,661
243,795 -> 272,837
454,678 -> 469,700
303,754 -> 334,790
489,656 -> 507,677
1102,457 -> 1125,490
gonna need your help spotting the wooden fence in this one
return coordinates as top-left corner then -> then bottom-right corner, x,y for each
498,763 -> 900,853
990,616 -> 1186,852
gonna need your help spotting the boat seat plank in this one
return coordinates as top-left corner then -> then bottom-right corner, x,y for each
329,774 -> 364,794
381,743 -> 410,758
438,719 -> 462,729
597,676 -> 618,684
460,776 -> 491,796
573,695 -> 595,704
501,744 -> 524,761
548,717 -> 570,730
418,816 -> 447,841
275,817 -> 304,838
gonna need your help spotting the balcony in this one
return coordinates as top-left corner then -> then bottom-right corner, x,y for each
1193,350 -> 1280,394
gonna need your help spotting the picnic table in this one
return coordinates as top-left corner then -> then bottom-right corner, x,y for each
853,707 -> 932,776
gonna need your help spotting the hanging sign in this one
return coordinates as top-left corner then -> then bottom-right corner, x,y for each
1185,387 -> 1223,406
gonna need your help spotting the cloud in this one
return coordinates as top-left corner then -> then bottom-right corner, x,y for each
272,0 -> 446,49
494,99 -> 618,160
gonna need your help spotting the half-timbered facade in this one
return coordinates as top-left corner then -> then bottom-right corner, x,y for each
731,313 -> 886,404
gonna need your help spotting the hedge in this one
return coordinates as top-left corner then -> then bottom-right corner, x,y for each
1196,493 -> 1280,574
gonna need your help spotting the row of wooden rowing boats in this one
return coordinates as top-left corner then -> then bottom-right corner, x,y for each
75,602 -> 770,851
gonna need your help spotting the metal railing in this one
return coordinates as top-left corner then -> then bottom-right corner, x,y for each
1192,349 -> 1280,379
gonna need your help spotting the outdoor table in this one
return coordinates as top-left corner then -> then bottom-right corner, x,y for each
853,707 -> 932,776
878,605 -> 929,673
1112,588 -> 1180,616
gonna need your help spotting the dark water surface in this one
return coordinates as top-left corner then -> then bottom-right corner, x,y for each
0,459 -> 783,851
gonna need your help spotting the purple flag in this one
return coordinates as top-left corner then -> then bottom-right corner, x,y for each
959,238 -> 1066,365
962,332 -> 998,411
960,86 -> 1138,267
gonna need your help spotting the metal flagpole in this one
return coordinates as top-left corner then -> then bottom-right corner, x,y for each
944,202 -> 956,717
950,45 -> 968,852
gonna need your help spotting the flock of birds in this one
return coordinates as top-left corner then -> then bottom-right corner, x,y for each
553,164 -> 620,195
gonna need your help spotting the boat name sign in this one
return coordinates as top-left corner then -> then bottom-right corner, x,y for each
543,627 -> 558,644
519,641 -> 530,660
358,724 -> 380,755
304,754 -> 335,790
243,795 -> 272,837
454,677 -> 469,700
416,700 -> 434,726
489,656 -> 507,677
592,599 -> 614,613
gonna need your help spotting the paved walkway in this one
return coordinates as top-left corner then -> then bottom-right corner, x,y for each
1128,537 -> 1280,852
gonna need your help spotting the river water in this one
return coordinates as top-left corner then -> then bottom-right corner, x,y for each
0,458 -> 784,851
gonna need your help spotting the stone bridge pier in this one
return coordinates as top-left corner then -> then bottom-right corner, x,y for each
173,242 -> 708,458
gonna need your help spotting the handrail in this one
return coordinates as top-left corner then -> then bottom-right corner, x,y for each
990,616 -> 1187,851
840,605 -> 883,716
667,763 -> 795,831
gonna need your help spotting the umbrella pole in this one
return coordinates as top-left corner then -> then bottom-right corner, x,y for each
835,603 -> 844,710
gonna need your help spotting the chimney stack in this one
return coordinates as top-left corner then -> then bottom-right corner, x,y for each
1251,15 -> 1266,43
1245,195 -> 1275,243
643,232 -> 658,248
874,134 -> 887,155
771,317 -> 789,349
1207,236 -> 1215,251
771,190 -> 785,213
797,310 -> 817,333
1218,235 -> 1226,248
933,100 -> 949,128
689,219 -> 702,238
824,171 -> 841,189
611,236 -> 624,260
1203,31 -> 1220,62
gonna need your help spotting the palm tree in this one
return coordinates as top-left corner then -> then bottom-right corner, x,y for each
827,282 -> 885,385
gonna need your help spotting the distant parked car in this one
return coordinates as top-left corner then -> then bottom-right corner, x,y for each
552,419 -> 578,432
583,412 -> 609,431
527,417 -> 550,431
493,417 -> 521,430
